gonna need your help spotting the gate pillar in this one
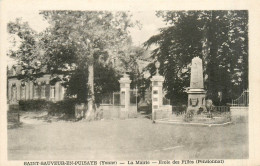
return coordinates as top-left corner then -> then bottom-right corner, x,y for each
119,74 -> 132,112
151,61 -> 165,121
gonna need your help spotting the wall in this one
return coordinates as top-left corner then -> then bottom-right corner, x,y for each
98,104 -> 137,119
7,75 -> 65,105
154,105 -> 172,120
230,106 -> 248,123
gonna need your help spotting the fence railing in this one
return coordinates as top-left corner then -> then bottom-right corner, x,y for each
130,89 -> 138,105
214,106 -> 230,112
163,97 -> 170,105
172,106 -> 186,115
171,105 -> 230,115
232,89 -> 249,107
100,90 -> 138,106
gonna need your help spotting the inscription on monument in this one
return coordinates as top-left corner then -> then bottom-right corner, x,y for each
190,57 -> 204,89
187,57 -> 206,109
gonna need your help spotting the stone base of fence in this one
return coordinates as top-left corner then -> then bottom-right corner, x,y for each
8,104 -> 20,124
98,104 -> 137,119
230,106 -> 248,123
75,103 -> 86,119
154,105 -> 172,120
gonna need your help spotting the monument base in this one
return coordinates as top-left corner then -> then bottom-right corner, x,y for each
187,88 -> 206,114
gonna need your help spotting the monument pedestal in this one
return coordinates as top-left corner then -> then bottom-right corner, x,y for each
187,88 -> 206,112
186,57 -> 207,113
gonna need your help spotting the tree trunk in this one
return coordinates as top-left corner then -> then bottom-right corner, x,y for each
85,56 -> 95,120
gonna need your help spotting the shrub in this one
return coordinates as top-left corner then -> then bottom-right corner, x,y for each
197,107 -> 204,115
19,100 -> 52,111
184,109 -> 195,122
48,98 -> 78,118
173,105 -> 187,116
8,105 -> 19,112
207,113 -> 213,118
138,103 -> 152,114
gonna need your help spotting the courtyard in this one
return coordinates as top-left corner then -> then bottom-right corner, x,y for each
8,113 -> 248,160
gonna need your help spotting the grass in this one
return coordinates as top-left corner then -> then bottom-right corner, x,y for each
8,112 -> 248,160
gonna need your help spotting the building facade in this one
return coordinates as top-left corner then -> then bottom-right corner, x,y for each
7,65 -> 65,105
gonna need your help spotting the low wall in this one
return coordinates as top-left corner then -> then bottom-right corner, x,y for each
154,105 -> 172,120
98,104 -> 137,119
230,106 -> 248,123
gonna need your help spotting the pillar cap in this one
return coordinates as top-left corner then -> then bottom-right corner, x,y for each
151,75 -> 164,82
187,88 -> 207,94
119,76 -> 132,84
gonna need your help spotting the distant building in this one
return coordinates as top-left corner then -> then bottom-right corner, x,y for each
7,65 -> 65,105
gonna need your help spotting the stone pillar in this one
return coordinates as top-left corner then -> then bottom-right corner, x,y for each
151,61 -> 165,121
60,86 -> 65,100
151,75 -> 164,121
29,81 -> 33,99
26,82 -> 30,100
55,82 -> 60,101
16,80 -> 21,101
187,57 -> 206,112
119,74 -> 131,112
8,81 -> 12,103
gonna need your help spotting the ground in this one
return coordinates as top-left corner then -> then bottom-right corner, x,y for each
8,111 -> 248,160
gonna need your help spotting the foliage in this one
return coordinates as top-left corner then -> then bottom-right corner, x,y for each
19,100 -> 52,111
197,107 -> 204,115
8,11 -> 138,105
39,11 -> 134,72
144,11 -> 248,105
48,98 -> 78,118
7,19 -> 46,81
183,109 -> 195,122
172,105 -> 187,115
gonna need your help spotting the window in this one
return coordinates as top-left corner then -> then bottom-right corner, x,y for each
34,85 -> 39,98
21,84 -> 26,100
50,86 -> 55,99
153,90 -> 158,94
11,84 -> 17,102
41,85 -> 46,98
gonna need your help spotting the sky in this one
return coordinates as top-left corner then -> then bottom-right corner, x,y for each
7,10 -> 166,46
129,11 -> 167,46
6,10 -> 167,66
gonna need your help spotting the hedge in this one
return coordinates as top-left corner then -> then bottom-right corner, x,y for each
19,100 -> 52,111
48,99 -> 78,117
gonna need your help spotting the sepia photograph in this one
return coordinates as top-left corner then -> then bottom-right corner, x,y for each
1,0 -> 259,165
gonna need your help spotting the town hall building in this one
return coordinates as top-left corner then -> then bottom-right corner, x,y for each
7,65 -> 65,105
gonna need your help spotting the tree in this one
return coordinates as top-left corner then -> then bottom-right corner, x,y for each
7,18 -> 46,81
8,11 -> 136,119
144,11 -> 248,105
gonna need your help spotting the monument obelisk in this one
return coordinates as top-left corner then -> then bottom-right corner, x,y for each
187,57 -> 206,112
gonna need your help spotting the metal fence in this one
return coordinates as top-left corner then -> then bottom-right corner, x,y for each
130,89 -> 138,105
214,106 -> 230,112
171,105 -> 230,115
163,97 -> 170,105
232,89 -> 249,107
101,93 -> 113,105
100,90 -> 138,106
113,92 -> 120,105
100,92 -> 121,105
172,106 -> 186,115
